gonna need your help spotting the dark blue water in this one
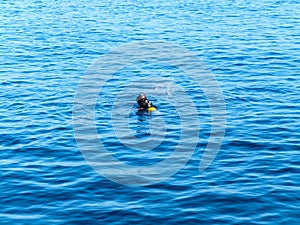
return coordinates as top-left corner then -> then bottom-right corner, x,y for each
1,0 -> 300,224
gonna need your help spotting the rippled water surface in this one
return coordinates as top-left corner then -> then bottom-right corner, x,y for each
1,0 -> 300,224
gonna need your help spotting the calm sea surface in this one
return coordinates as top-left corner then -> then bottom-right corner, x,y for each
1,0 -> 300,224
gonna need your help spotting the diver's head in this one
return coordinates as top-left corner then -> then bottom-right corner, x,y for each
136,93 -> 147,104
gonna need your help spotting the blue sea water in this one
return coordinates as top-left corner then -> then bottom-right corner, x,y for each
1,0 -> 300,224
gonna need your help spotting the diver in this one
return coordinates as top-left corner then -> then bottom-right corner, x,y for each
136,93 -> 156,111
